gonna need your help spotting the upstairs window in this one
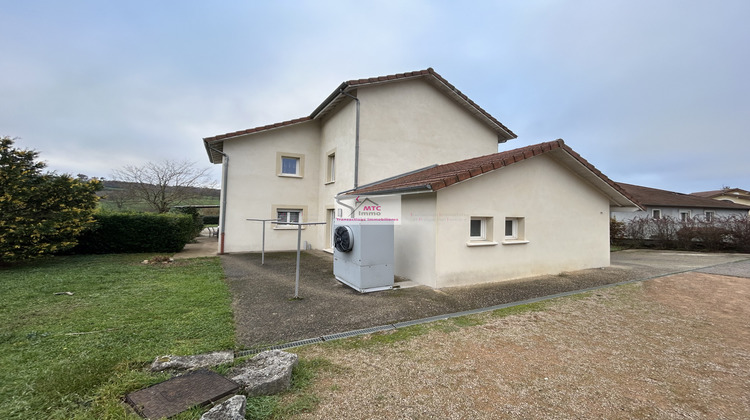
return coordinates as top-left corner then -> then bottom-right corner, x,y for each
326,152 -> 336,183
277,152 -> 304,177
281,157 -> 299,175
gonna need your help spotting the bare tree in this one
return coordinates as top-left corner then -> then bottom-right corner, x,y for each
110,160 -> 215,213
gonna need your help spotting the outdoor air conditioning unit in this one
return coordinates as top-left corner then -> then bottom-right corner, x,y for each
333,221 -> 394,293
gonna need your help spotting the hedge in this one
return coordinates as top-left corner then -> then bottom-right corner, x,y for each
74,212 -> 196,254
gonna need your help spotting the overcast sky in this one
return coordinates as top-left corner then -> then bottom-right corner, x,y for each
2,0 -> 748,194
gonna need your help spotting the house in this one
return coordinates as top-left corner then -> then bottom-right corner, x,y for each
611,183 -> 750,222
337,139 -> 637,288
692,188 -> 750,210
203,68 -> 516,254
203,68 -> 638,287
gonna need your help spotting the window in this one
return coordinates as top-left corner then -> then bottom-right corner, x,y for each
281,157 -> 299,175
276,209 -> 302,229
652,209 -> 661,220
470,218 -> 486,240
326,152 -> 336,183
679,210 -> 691,222
503,217 -> 527,244
277,209 -> 301,224
277,152 -> 305,177
467,217 -> 497,246
704,211 -> 714,222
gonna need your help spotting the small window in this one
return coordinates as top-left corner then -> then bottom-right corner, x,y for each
281,157 -> 299,175
652,209 -> 661,220
679,210 -> 691,222
470,218 -> 485,240
326,153 -> 336,183
277,152 -> 304,177
277,209 -> 301,224
504,217 -> 526,243
704,211 -> 714,222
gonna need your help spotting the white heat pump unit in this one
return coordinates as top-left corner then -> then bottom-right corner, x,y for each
333,222 -> 394,293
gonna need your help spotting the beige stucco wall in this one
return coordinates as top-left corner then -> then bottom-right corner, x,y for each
395,154 -> 611,288
221,121 -> 321,252
356,79 -> 501,186
395,194 -> 438,287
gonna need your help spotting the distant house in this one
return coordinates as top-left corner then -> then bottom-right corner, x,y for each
203,68 -> 638,287
692,188 -> 750,210
611,183 -> 750,222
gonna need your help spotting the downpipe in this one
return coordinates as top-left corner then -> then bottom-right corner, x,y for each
208,145 -> 229,254
340,90 -> 360,189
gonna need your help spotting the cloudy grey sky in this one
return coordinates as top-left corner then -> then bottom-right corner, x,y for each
2,0 -> 748,193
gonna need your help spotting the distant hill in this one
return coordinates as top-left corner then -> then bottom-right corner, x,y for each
98,180 -> 220,212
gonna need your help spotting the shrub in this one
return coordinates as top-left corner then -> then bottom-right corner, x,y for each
174,206 -> 204,238
1,137 -> 101,263
619,214 -> 749,252
610,217 -> 625,244
74,212 -> 195,254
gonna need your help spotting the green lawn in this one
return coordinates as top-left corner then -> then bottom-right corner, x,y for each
0,254 -> 235,419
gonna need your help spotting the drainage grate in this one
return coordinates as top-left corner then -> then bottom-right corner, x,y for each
235,337 -> 324,358
322,324 -> 396,341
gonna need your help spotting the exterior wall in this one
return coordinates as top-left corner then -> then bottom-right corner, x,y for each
394,194 -> 438,287
221,121 -> 321,252
709,193 -> 750,209
315,101 -> 357,249
611,207 -> 747,222
430,154 -> 611,288
356,79 -> 500,186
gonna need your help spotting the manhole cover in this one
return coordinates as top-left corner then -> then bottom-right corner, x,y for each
125,369 -> 239,419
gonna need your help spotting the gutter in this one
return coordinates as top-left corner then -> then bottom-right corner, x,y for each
339,90 -> 360,189
206,143 -> 229,254
336,184 -> 433,200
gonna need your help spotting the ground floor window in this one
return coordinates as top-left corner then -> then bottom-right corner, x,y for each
277,209 -> 301,224
652,209 -> 661,219
504,217 -> 526,243
704,211 -> 714,222
680,210 -> 691,222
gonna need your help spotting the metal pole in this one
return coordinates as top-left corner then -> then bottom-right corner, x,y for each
295,224 -> 302,298
261,220 -> 266,265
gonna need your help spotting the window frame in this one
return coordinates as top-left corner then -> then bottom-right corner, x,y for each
276,152 -> 305,178
704,210 -> 714,222
326,151 -> 336,183
502,217 -> 528,245
271,205 -> 308,230
467,216 -> 497,246
652,209 -> 662,220
679,210 -> 691,222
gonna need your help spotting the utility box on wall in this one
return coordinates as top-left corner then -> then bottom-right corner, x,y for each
333,222 -> 394,293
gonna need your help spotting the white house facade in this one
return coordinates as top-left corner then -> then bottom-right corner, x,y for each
203,69 -> 638,287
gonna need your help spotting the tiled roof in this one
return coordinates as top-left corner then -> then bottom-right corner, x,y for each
691,188 -> 750,199
203,117 -> 312,143
340,139 -> 636,208
618,183 -> 750,210
203,67 -> 516,147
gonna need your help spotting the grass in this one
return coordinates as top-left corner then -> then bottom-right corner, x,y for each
245,357 -> 340,419
0,254 -> 235,419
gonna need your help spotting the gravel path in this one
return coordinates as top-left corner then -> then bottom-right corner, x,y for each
292,270 -> 750,419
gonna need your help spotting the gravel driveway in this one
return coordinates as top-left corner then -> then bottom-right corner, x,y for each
221,249 -> 749,349
293,268 -> 750,419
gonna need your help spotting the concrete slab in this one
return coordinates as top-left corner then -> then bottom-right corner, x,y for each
698,259 -> 750,279
174,233 -> 218,259
126,369 -> 239,419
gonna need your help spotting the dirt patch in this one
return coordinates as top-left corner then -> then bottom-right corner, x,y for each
292,273 -> 750,419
